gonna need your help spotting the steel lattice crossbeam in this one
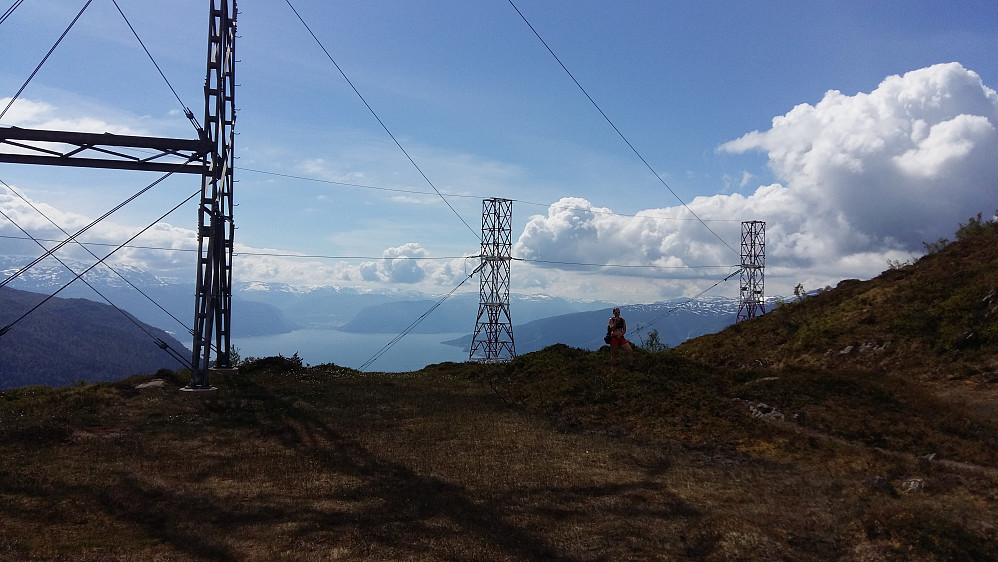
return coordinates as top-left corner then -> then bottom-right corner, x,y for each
469,198 -> 516,362
0,127 -> 209,174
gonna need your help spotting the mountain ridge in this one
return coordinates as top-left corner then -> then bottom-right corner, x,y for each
0,286 -> 191,389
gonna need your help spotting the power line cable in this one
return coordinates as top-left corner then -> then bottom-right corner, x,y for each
284,0 -> 481,242
0,231 -> 736,274
239,166 -> 482,200
507,198 -> 740,222
1,179 -> 196,338
237,166 -> 739,222
1,167 -> 180,289
0,234 -> 481,262
1,232 -> 740,274
0,188 -> 202,374
0,0 -> 94,122
514,256 -> 735,271
359,260 -> 486,371
0,205 -> 190,367
0,0 -> 25,27
110,0 -> 203,134
630,267 -> 742,346
0,235 -> 201,253
506,0 -> 739,257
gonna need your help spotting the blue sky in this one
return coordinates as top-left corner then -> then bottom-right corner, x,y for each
2,0 -> 997,303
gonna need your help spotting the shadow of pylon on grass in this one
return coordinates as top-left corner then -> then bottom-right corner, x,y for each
198,375 -> 573,560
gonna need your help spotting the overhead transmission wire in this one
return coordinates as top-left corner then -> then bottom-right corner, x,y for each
0,233 -> 480,261
630,267 -> 743,347
0,0 -> 94,122
0,204 -> 191,367
0,183 -> 203,372
0,169 -> 179,289
284,0 -> 481,243
235,167 -> 738,271
0,230 -> 734,273
512,256 -> 732,270
239,166 -> 740,222
110,0 -> 202,134
360,259 -> 486,371
0,0 -> 25,27
506,0 -> 738,257
1,179 -> 196,341
1,228 -> 735,275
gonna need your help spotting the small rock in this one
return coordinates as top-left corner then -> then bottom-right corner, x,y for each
749,402 -> 785,421
901,477 -> 926,493
866,475 -> 897,496
135,379 -> 166,389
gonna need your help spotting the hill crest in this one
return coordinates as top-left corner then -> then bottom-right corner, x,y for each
675,216 -> 998,383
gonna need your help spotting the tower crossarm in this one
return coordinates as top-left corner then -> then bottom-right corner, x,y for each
0,127 -> 210,174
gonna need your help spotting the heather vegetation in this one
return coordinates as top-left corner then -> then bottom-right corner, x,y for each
1,217 -> 996,560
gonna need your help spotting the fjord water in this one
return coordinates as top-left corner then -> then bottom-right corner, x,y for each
231,329 -> 470,372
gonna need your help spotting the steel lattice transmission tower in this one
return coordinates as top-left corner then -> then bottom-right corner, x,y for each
736,220 -> 766,322
189,0 -> 238,389
469,198 -> 516,362
0,1 -> 237,388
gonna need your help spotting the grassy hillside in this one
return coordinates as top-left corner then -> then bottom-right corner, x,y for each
675,216 -> 998,382
1,219 -> 996,560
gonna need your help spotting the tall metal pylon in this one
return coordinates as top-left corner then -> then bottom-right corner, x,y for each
188,0 -> 238,389
0,1 -> 237,387
736,220 -> 766,322
469,198 -> 516,362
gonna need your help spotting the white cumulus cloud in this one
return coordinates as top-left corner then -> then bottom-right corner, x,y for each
515,63 -> 998,297
359,242 -> 430,284
718,62 -> 998,248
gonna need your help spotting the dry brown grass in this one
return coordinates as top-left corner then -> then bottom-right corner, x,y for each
1,353 -> 996,561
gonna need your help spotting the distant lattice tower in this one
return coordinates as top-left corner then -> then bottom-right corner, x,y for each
470,198 -> 516,362
736,220 -> 766,322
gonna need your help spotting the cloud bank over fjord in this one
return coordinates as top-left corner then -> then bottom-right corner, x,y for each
515,63 -> 998,296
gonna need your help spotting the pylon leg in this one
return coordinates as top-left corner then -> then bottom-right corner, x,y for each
189,0 -> 237,388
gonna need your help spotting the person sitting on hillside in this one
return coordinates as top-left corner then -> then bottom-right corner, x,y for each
607,307 -> 634,369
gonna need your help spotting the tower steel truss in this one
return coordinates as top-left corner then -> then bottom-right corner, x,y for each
0,1 -> 237,387
189,0 -> 238,388
469,198 -> 516,362
736,220 -> 766,322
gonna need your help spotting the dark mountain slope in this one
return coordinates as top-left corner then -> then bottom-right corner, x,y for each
0,287 -> 191,389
